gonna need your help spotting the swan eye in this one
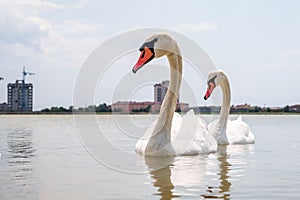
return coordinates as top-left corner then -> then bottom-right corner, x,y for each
139,38 -> 158,54
207,75 -> 217,85
140,50 -> 145,58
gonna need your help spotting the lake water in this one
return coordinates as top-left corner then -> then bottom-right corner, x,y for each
0,114 -> 299,200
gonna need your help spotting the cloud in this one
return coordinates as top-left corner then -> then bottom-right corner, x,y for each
0,1 -> 64,17
0,1 -> 58,47
284,49 -> 300,56
56,20 -> 104,37
173,22 -> 217,32
40,20 -> 104,65
0,0 -> 104,67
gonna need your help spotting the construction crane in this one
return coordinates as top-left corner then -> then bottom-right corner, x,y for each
22,66 -> 35,111
23,66 -> 35,82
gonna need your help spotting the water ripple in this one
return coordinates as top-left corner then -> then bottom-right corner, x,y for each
6,127 -> 36,181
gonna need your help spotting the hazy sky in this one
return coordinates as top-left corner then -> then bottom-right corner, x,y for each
0,0 -> 300,110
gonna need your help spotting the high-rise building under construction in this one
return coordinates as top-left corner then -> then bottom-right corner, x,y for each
7,80 -> 33,112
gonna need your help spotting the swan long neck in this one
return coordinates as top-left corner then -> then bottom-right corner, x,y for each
154,49 -> 182,140
217,77 -> 231,140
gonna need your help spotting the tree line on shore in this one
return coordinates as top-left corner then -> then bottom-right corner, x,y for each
37,103 -> 299,113
40,103 -> 111,113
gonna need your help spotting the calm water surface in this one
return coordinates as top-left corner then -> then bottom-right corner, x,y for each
0,115 -> 299,199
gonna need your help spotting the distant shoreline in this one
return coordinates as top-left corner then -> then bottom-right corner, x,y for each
0,111 -> 299,115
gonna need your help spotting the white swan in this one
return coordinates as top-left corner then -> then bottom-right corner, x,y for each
204,70 -> 255,144
132,33 -> 217,156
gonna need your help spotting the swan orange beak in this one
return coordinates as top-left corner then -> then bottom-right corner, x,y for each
204,82 -> 215,100
132,46 -> 154,73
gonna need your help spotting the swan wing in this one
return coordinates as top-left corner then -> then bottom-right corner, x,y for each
226,117 -> 255,144
170,112 -> 182,138
172,110 -> 217,154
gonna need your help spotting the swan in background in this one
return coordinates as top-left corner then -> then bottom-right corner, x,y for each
204,70 -> 255,144
132,33 -> 217,156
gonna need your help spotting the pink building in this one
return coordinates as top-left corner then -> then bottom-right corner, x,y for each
111,101 -> 189,113
111,101 -> 153,113
111,80 -> 188,113
289,104 -> 300,112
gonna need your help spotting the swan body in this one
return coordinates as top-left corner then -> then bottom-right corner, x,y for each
135,110 -> 217,156
204,70 -> 255,144
208,116 -> 255,144
133,33 -> 217,156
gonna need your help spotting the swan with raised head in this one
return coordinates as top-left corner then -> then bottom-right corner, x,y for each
132,33 -> 217,156
204,70 -> 255,144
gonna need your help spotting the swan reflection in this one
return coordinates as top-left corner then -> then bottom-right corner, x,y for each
202,145 -> 232,199
145,144 -> 254,200
202,144 -> 254,199
145,156 -> 176,200
145,155 -> 209,199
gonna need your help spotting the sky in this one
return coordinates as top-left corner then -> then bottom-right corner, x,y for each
0,0 -> 300,110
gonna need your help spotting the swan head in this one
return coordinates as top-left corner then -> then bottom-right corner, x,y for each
132,33 -> 179,73
204,70 -> 228,100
